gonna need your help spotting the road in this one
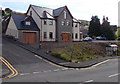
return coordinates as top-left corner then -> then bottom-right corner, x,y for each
2,38 -> 119,83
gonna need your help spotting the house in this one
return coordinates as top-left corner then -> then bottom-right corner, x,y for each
79,20 -> 89,37
26,4 -> 82,42
26,5 -> 56,42
5,13 -> 40,45
53,6 -> 73,42
72,18 -> 82,41
5,4 -> 83,45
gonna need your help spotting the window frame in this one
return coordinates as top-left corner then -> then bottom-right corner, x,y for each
49,19 -> 53,25
61,21 -> 65,26
25,21 -> 31,26
44,32 -> 47,39
75,33 -> 78,39
67,21 -> 70,26
44,19 -> 47,25
64,11 -> 67,19
49,32 -> 53,39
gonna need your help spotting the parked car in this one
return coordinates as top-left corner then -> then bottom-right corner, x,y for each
83,37 -> 92,41
118,37 -> 120,40
96,36 -> 107,40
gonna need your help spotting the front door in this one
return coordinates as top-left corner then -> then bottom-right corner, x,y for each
61,33 -> 70,41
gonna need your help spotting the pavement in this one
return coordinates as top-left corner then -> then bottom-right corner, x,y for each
3,36 -> 119,69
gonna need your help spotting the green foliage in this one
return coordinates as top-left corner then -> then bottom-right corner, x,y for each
51,42 -> 107,62
88,16 -> 116,40
115,28 -> 120,39
88,16 -> 101,37
117,42 -> 120,56
2,10 -> 6,16
101,17 -> 115,40
5,8 -> 12,14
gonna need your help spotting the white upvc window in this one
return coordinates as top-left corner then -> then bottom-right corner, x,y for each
25,21 -> 31,25
64,11 -> 67,19
61,21 -> 65,26
49,20 -> 53,25
67,21 -> 70,26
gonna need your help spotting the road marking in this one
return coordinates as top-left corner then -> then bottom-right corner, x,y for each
0,56 -> 18,79
53,69 -> 60,72
85,80 -> 94,82
35,54 -> 111,71
33,72 -> 40,74
20,73 -> 30,76
34,55 -> 65,68
62,68 -> 69,71
108,73 -> 119,78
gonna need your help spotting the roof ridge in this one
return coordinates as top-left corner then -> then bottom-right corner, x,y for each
31,4 -> 42,8
54,6 -> 65,10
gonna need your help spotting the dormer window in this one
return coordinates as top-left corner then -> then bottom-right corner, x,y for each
64,11 -> 67,19
25,21 -> 31,26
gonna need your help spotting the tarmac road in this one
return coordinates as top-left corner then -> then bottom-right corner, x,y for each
2,38 -> 119,83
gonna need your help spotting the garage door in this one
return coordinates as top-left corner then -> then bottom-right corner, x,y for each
23,32 -> 36,43
61,33 -> 70,41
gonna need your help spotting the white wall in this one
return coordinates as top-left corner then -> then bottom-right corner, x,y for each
41,19 -> 56,41
72,23 -> 81,41
6,17 -> 18,38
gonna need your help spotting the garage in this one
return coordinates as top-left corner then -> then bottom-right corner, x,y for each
61,33 -> 70,41
23,32 -> 36,43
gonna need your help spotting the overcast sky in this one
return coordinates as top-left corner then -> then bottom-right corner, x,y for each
0,0 -> 119,26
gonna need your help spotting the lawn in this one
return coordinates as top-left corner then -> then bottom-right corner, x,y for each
50,42 -> 108,62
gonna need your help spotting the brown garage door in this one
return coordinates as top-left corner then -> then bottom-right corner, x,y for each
23,32 -> 36,43
61,33 -> 70,41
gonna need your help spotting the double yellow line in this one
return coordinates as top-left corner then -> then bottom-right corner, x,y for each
0,56 -> 18,79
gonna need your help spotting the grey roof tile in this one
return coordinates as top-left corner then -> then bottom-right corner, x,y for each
11,13 -> 39,31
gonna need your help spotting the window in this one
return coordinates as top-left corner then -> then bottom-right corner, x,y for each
49,20 -> 53,25
61,21 -> 65,26
25,21 -> 31,25
49,32 -> 53,39
75,23 -> 78,27
44,19 -> 47,25
44,32 -> 47,39
30,11 -> 32,16
75,33 -> 78,39
72,33 -> 73,39
64,11 -> 67,19
67,21 -> 70,26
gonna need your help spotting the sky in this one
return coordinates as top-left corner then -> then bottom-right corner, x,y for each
0,0 -> 119,26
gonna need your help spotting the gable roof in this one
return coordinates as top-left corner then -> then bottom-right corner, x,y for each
27,4 -> 73,19
53,6 -> 65,17
27,5 -> 55,19
11,13 -> 39,31
53,6 -> 73,18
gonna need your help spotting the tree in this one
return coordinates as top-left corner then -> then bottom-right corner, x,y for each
101,16 -> 115,40
88,15 -> 101,37
2,10 -> 6,16
5,8 -> 12,15
115,28 -> 120,39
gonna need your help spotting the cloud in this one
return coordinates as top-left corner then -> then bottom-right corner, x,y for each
13,10 -> 26,13
0,5 -> 8,10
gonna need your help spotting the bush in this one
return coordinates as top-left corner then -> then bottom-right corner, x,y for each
51,42 -> 107,62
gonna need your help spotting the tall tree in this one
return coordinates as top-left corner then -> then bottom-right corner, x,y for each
101,16 -> 115,40
88,15 -> 101,37
2,10 -> 6,16
5,8 -> 12,15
